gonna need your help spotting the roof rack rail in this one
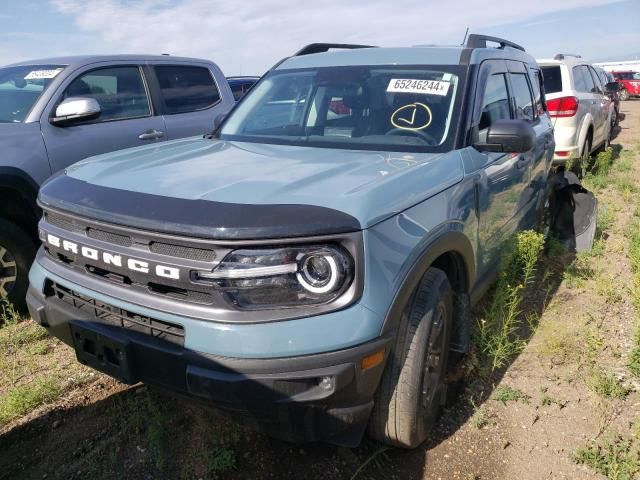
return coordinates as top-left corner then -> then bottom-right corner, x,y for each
466,34 -> 525,52
554,53 -> 582,60
293,43 -> 376,57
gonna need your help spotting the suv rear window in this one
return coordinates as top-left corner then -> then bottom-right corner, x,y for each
541,66 -> 562,94
154,65 -> 220,114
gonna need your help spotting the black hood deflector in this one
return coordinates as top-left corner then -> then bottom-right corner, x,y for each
38,174 -> 361,240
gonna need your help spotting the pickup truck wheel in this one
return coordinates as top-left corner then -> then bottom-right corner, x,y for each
619,89 -> 629,101
0,219 -> 36,312
368,267 -> 452,448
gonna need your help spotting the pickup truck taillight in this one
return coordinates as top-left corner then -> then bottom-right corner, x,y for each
547,96 -> 579,118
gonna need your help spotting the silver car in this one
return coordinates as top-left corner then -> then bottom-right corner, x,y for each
537,54 -> 614,165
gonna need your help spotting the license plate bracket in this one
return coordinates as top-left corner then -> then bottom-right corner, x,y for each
70,321 -> 135,384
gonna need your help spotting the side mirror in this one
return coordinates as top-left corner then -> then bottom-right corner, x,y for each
605,81 -> 621,93
474,119 -> 536,153
51,97 -> 101,126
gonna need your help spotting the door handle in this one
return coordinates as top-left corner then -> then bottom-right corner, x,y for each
138,129 -> 164,140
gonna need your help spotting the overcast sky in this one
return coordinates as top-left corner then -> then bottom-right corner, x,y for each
1,0 -> 639,74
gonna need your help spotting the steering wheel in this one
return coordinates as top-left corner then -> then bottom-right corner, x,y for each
385,127 -> 438,145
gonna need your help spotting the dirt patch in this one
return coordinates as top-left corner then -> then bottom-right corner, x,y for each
2,102 -> 640,480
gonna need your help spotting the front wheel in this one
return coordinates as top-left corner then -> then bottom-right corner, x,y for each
0,219 -> 36,312
368,268 -> 452,448
619,89 -> 629,101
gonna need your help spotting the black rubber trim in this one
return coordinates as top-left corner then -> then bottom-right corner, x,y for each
38,174 -> 361,240
380,229 -> 475,335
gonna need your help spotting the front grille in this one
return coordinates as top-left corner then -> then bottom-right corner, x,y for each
45,212 -> 81,233
87,228 -> 132,247
41,208 -> 225,307
150,242 -> 216,262
44,210 -> 218,262
47,280 -> 185,347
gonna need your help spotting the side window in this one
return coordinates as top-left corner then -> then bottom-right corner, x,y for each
587,66 -> 603,94
62,66 -> 150,122
582,66 -> 597,94
478,73 -> 510,133
572,66 -> 588,92
154,66 -> 220,114
530,68 -> 545,115
510,72 -> 535,121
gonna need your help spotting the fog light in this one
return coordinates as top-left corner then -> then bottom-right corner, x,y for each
318,376 -> 334,391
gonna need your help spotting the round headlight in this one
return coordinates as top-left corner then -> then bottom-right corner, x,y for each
297,252 -> 342,294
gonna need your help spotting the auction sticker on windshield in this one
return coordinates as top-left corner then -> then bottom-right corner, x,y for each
387,79 -> 450,96
24,68 -> 63,80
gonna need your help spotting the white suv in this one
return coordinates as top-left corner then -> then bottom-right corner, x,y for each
537,54 -> 614,165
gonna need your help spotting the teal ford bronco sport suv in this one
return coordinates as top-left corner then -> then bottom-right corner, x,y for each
27,36 -> 554,448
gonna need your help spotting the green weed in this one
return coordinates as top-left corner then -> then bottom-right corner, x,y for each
597,205 -> 615,237
595,274 -> 624,304
627,218 -> 640,378
0,378 -> 60,425
0,298 -> 21,326
587,370 -> 629,399
539,386 -> 567,408
208,447 -> 237,474
562,258 -> 593,289
582,172 -> 609,193
470,397 -> 489,429
492,385 -> 530,405
572,434 -> 640,480
474,231 -> 545,371
594,148 -> 614,176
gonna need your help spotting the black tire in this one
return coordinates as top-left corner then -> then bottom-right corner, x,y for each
368,267 -> 452,448
0,218 -> 37,312
573,135 -> 592,178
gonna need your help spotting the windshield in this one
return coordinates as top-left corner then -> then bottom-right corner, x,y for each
0,65 -> 65,123
219,65 -> 463,152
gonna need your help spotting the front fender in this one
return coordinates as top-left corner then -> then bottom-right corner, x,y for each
378,227 -> 475,336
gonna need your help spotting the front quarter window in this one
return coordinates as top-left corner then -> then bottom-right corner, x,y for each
220,65 -> 462,152
0,65 -> 65,123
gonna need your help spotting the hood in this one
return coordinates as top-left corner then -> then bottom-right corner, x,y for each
40,137 -> 463,239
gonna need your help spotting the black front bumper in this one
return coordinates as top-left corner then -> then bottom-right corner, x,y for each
27,285 -> 390,447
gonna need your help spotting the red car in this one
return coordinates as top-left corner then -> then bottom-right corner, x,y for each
612,70 -> 640,100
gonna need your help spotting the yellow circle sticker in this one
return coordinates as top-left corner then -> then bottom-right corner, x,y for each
390,102 -> 433,131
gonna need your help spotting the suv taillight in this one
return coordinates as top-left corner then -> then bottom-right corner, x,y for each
547,96 -> 579,118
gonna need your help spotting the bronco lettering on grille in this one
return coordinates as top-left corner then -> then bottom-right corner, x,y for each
44,233 -> 181,280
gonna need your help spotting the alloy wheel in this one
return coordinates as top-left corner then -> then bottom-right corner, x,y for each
421,303 -> 446,413
0,246 -> 17,298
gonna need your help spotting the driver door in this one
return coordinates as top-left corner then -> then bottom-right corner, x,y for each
466,60 -> 531,275
40,63 -> 167,173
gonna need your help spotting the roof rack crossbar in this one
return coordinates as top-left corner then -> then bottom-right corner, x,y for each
465,34 -> 525,52
554,53 -> 582,60
293,43 -> 376,57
